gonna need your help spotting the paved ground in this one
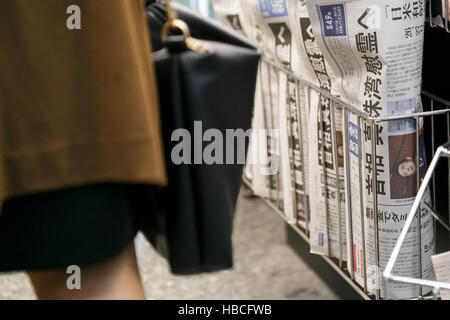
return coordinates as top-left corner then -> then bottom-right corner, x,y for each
0,190 -> 337,300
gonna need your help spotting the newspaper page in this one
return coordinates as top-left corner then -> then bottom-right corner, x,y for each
246,67 -> 270,196
431,251 -> 450,300
286,0 -> 314,227
252,0 -> 346,226
215,0 -> 317,225
284,0 -> 347,259
245,61 -> 284,203
306,0 -> 435,299
307,94 -> 348,260
244,58 -> 284,203
261,59 -> 284,206
211,0 -> 248,38
246,0 -> 302,223
286,73 -> 311,228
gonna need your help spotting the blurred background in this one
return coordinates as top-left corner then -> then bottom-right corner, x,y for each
174,0 -> 216,18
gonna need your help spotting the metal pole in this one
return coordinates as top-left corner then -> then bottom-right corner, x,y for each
415,117 -> 423,299
296,79 -> 309,235
319,96 -> 332,257
431,99 -> 436,208
445,0 -> 449,33
273,67 -> 282,210
287,76 -> 298,221
259,61 -> 274,203
331,101 -> 344,268
344,109 -> 355,280
359,117 -> 368,293
267,64 -> 277,205
371,122 -> 381,300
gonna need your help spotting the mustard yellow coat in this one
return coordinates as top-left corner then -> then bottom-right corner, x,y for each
0,0 -> 167,208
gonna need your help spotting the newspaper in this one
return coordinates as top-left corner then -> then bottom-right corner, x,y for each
251,0 -> 345,226
243,60 -> 284,203
307,93 -> 347,260
431,251 -> 450,300
218,0 -> 298,223
252,0 -> 299,222
261,59 -> 285,206
214,0 -> 349,250
245,64 -> 270,197
286,75 -> 311,227
285,0 -> 347,259
286,0 -> 314,227
306,0 -> 435,299
210,0 -> 249,38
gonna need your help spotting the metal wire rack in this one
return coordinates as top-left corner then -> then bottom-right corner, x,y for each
429,0 -> 449,32
384,142 -> 450,299
385,3 -> 450,300
245,52 -> 450,300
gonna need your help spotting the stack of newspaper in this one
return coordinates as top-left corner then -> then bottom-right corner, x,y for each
212,0 -> 435,299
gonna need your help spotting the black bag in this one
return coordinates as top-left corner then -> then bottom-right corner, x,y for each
147,1 -> 254,52
143,1 -> 260,275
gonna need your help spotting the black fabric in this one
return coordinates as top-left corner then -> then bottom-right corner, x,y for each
0,184 -> 154,272
422,23 -> 449,220
422,23 -> 450,101
145,2 -> 260,275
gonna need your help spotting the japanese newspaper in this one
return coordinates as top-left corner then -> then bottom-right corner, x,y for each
287,0 -> 348,260
251,0 -> 342,226
306,0 -> 435,299
214,0 -> 349,254
211,0 -> 248,38
431,251 -> 450,300
221,0 -> 302,223
251,0 -> 298,222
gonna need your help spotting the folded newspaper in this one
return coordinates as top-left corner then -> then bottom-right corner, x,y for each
211,0 -> 249,38
431,251 -> 450,300
249,0 -> 305,224
286,0 -> 348,261
213,0 -> 312,224
306,0 -> 435,299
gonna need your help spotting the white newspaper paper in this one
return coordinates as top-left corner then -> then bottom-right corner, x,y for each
307,93 -> 348,260
285,0 -> 347,259
306,0 -> 435,299
260,60 -> 284,205
246,65 -> 270,197
210,0 -> 249,38
244,59 -> 284,203
215,0 -> 349,251
431,251 -> 450,300
214,0 -> 316,225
